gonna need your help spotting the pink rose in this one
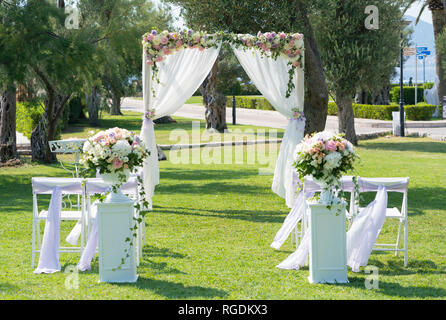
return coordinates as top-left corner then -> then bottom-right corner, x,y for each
146,60 -> 154,66
325,140 -> 337,152
280,32 -> 286,39
176,40 -> 183,47
156,57 -> 164,62
116,134 -> 122,140
131,141 -> 139,148
109,139 -> 116,144
290,40 -> 295,46
293,61 -> 300,68
195,36 -> 201,42
112,158 -> 123,169
147,34 -> 154,41
285,49 -> 291,55
153,45 -> 160,50
161,37 -> 168,44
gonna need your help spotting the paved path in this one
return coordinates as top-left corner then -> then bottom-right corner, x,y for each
122,98 -> 446,140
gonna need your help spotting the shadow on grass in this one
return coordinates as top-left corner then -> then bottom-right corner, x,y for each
138,245 -> 187,275
0,282 -> 19,294
367,258 -> 446,277
154,206 -> 287,224
117,277 -> 228,299
359,139 -> 446,154
343,274 -> 446,298
160,167 -> 260,181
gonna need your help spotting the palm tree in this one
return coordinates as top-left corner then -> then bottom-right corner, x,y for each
405,0 -> 445,103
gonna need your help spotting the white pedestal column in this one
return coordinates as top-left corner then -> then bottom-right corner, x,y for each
97,191 -> 138,283
308,203 -> 348,284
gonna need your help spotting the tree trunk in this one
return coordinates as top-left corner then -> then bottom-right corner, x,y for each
88,87 -> 100,126
0,86 -> 18,162
109,91 -> 123,115
31,94 -> 69,163
429,2 -> 446,104
295,0 -> 329,135
200,59 -> 228,133
336,92 -> 357,145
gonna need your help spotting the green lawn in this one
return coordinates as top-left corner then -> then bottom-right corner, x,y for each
0,119 -> 445,299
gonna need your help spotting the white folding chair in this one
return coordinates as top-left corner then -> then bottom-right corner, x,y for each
84,177 -> 143,266
292,175 -> 358,248
357,177 -> 409,267
31,177 -> 86,268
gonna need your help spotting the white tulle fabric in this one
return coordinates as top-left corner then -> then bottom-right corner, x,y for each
346,186 -> 388,272
141,45 -> 221,207
232,47 -> 305,208
271,176 -> 355,250
276,178 -> 408,272
32,178 -> 84,274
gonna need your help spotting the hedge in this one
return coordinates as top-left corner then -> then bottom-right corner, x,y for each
16,101 -> 45,139
391,86 -> 426,105
328,102 -> 438,121
223,96 -> 438,121
226,96 -> 274,111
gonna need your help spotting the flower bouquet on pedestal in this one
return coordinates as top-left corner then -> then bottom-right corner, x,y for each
294,131 -> 358,206
81,127 -> 149,201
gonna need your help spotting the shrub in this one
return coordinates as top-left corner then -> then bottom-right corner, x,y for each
328,102 -> 437,121
16,101 -> 45,139
226,96 -> 274,110
67,96 -> 86,124
16,100 -> 69,140
391,86 -> 425,105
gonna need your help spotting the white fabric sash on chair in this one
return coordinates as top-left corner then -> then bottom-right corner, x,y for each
232,46 -> 305,208
276,183 -> 389,272
347,186 -> 388,272
271,176 -> 356,250
32,178 -> 83,274
141,45 -> 221,209
77,201 -> 99,272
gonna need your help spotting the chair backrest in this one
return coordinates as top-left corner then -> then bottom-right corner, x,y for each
31,177 -> 85,219
85,177 -> 139,197
32,177 -> 84,195
303,176 -> 358,193
358,177 -> 409,218
358,177 -> 409,194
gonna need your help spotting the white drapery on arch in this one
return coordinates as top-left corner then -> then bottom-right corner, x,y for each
232,47 -> 305,208
141,32 -> 305,209
141,46 -> 221,207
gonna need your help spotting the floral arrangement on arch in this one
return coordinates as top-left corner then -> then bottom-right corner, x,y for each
142,29 -> 220,80
81,127 -> 149,182
294,131 -> 357,203
229,32 -> 304,98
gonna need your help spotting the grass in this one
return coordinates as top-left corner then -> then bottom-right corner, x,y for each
1,118 -> 445,299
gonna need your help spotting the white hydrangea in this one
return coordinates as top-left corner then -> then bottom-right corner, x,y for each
112,140 -> 132,156
324,152 -> 342,171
